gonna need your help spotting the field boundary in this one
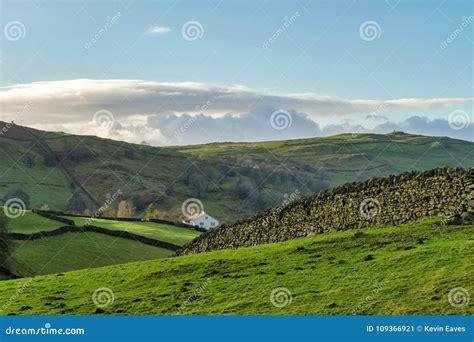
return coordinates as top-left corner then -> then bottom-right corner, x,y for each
32,209 -> 202,231
2,225 -> 181,251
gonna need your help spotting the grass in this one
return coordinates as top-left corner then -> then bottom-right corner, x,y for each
64,216 -> 200,246
0,136 -> 73,210
1,128 -> 473,222
4,209 -> 65,234
0,218 -> 472,315
6,232 -> 174,277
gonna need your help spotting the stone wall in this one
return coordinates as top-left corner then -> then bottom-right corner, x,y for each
179,167 -> 473,255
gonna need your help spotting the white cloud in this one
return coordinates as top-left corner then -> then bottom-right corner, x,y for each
1,79 -> 471,121
0,79 -> 471,145
146,25 -> 171,35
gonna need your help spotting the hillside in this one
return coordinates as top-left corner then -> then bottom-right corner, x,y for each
0,218 -> 472,315
0,122 -> 473,222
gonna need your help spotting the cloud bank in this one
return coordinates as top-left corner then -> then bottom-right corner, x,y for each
0,79 -> 471,145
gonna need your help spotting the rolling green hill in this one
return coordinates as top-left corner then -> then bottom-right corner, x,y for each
0,218 -> 472,315
1,122 -> 473,222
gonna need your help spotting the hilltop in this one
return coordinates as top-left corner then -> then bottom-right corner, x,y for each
1,121 -> 473,222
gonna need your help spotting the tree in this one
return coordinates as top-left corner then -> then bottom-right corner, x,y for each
232,178 -> 252,200
117,200 -> 134,218
145,203 -> 160,220
187,172 -> 205,197
43,152 -> 56,167
2,188 -> 30,209
67,192 -> 87,213
23,154 -> 36,168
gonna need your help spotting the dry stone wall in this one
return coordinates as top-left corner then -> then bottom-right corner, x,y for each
179,167 -> 473,255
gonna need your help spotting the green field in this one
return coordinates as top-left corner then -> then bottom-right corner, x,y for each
6,232 -> 174,277
0,136 -> 74,209
4,209 -> 65,234
1,218 -> 472,315
64,216 -> 200,246
1,124 -> 473,222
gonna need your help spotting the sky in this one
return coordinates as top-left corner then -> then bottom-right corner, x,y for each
0,0 -> 472,145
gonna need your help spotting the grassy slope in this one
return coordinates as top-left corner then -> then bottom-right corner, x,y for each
1,126 -> 472,222
1,218 -> 472,315
5,209 -> 65,234
64,216 -> 200,246
0,136 -> 73,209
6,232 -> 174,277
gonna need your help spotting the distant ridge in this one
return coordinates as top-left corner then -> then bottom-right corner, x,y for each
1,121 -> 473,222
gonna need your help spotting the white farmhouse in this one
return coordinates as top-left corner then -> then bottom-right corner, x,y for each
183,212 -> 219,230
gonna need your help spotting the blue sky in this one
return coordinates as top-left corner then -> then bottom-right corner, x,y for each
1,0 -> 472,144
